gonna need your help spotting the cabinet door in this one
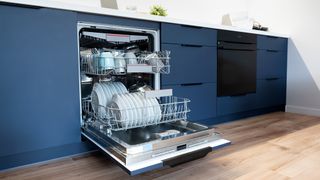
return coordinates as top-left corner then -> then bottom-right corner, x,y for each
161,44 -> 217,85
161,23 -> 217,46
0,6 -> 79,157
217,93 -> 257,116
257,36 -> 288,51
257,79 -> 286,108
162,83 -> 217,122
257,50 -> 287,79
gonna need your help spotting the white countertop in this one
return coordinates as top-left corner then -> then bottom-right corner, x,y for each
1,0 -> 289,38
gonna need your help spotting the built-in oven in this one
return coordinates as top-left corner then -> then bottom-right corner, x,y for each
78,22 -> 230,175
217,30 -> 257,97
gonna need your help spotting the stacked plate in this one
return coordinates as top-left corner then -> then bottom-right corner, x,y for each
109,92 -> 162,128
91,81 -> 128,118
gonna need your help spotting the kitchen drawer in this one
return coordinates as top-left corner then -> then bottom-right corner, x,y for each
257,35 -> 287,51
162,83 -> 217,121
161,44 -> 217,85
257,78 -> 286,108
161,23 -> 217,46
257,50 -> 287,79
217,93 -> 257,116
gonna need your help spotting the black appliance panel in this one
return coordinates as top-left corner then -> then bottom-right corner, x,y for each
217,30 -> 257,97
218,49 -> 257,96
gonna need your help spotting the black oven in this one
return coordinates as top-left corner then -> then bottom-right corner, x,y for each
217,30 -> 257,97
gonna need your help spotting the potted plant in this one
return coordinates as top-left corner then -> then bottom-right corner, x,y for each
150,5 -> 167,16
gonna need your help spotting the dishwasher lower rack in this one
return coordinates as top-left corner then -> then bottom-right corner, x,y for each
81,120 -> 231,175
82,96 -> 190,131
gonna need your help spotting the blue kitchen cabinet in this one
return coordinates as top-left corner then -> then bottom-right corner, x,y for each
0,5 -> 86,162
217,93 -> 258,116
161,23 -> 217,46
161,44 -> 217,85
162,83 -> 217,122
257,50 -> 287,79
257,79 -> 286,108
257,36 -> 288,51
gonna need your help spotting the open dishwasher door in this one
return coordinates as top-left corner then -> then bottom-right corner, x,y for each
77,22 -> 230,175
81,120 -> 230,175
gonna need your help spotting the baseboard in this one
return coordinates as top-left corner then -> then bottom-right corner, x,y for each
286,105 -> 320,117
198,105 -> 285,126
0,149 -> 98,173
0,141 -> 96,171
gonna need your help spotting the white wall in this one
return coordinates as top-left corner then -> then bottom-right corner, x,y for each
247,0 -> 320,116
116,0 -> 250,24
54,0 -> 250,24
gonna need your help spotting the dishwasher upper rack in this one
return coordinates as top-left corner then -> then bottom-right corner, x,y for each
80,51 -> 170,75
82,96 -> 190,131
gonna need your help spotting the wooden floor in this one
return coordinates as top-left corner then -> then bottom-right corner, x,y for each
2,112 -> 320,180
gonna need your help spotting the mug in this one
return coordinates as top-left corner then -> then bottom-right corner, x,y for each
124,52 -> 138,65
115,54 -> 126,74
100,52 -> 115,70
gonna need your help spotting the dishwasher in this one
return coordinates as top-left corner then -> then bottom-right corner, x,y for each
78,22 -> 230,175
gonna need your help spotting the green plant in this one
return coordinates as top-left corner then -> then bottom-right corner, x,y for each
150,5 -> 167,16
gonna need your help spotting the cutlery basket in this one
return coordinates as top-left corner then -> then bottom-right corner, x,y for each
82,96 -> 190,131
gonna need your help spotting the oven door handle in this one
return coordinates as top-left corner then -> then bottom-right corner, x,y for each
163,147 -> 212,167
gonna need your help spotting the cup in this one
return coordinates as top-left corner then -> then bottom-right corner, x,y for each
100,52 -> 115,70
145,53 -> 165,72
114,54 -> 126,74
124,52 -> 138,65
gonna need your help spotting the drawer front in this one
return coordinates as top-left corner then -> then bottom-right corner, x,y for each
257,79 -> 286,108
161,44 -> 217,85
257,35 -> 288,51
161,23 -> 217,46
217,93 -> 257,116
162,83 -> 217,121
257,50 -> 287,79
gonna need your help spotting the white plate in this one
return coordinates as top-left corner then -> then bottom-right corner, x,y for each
113,94 -> 127,127
114,82 -> 128,94
108,82 -> 117,96
108,82 -> 128,126
136,93 -> 147,126
131,93 -> 146,125
151,98 -> 162,123
146,97 -> 155,125
136,92 -> 153,125
91,90 -> 99,114
129,93 -> 142,127
92,83 -> 107,117
108,101 -> 121,128
113,82 -> 125,95
102,82 -> 114,106
124,93 -> 138,127
119,94 -> 134,126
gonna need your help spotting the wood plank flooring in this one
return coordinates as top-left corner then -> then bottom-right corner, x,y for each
2,112 -> 320,180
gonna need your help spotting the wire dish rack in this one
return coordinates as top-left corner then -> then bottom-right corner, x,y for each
82,96 -> 190,131
80,51 -> 170,75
